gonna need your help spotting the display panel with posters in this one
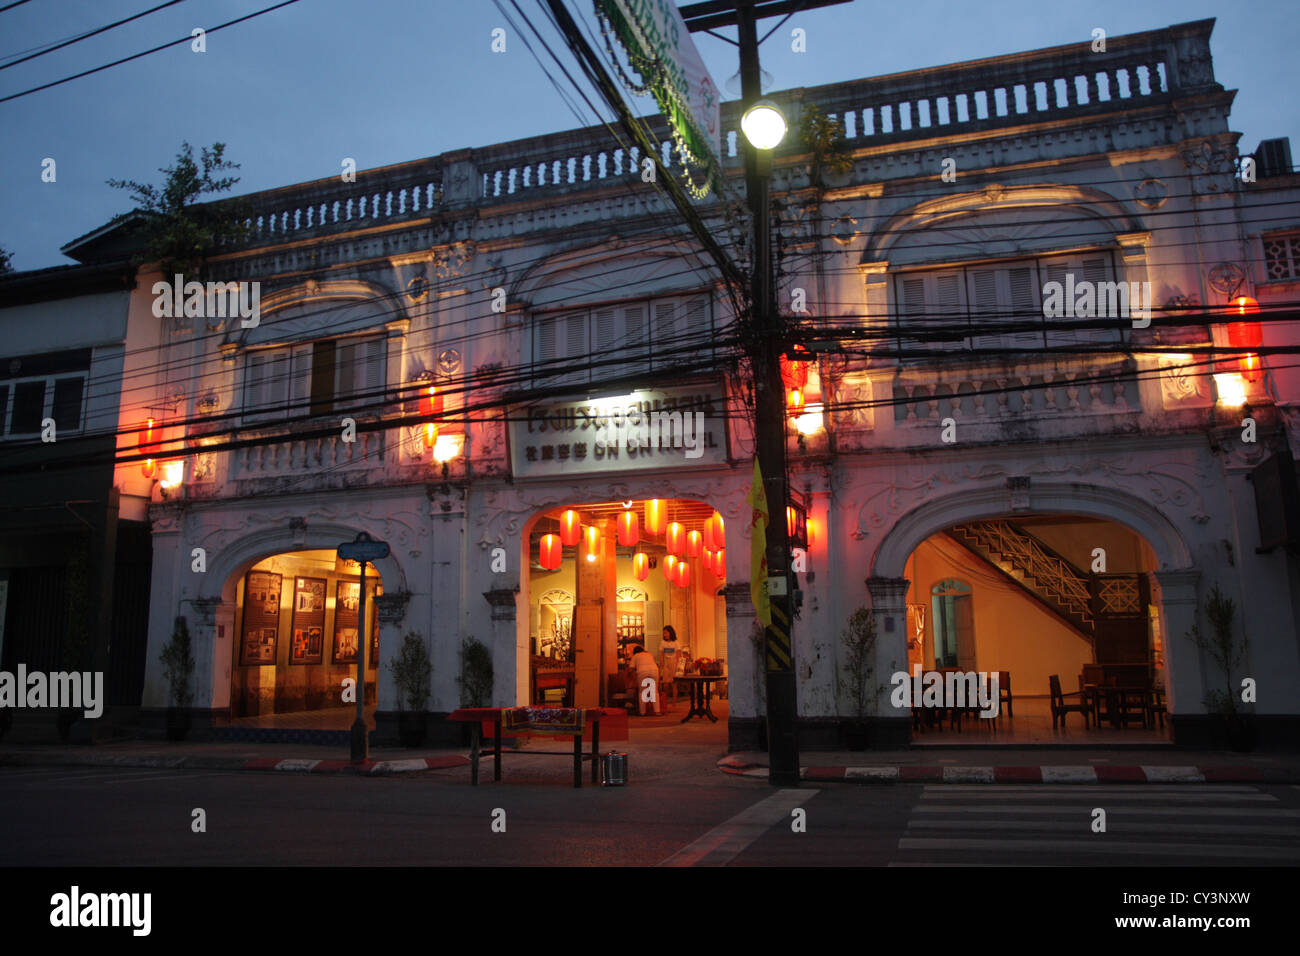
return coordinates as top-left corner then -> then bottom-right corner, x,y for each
333,579 -> 381,666
240,571 -> 283,665
290,577 -> 327,664
332,580 -> 361,664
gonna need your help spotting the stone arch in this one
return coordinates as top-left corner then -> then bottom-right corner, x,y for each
863,183 -> 1144,267
225,279 -> 403,350
871,480 -> 1193,580
201,521 -> 410,605
511,236 -> 717,309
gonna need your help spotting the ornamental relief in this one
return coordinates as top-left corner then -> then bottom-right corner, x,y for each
195,505 -> 428,554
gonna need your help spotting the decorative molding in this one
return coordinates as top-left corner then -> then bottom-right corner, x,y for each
374,591 -> 411,625
483,587 -> 519,622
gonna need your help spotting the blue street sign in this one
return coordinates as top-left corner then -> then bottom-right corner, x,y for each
337,531 -> 390,562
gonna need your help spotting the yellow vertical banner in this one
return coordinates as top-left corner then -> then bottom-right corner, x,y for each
746,457 -> 771,627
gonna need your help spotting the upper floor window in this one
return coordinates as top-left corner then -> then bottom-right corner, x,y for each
242,334 -> 386,424
531,294 -> 713,389
0,349 -> 90,439
1263,230 -> 1300,281
894,252 -> 1122,357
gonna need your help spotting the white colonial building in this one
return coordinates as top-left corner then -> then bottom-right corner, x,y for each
58,18 -> 1300,749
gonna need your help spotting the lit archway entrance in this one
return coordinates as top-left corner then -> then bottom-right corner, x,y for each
227,549 -> 383,727
900,514 -> 1170,744
522,498 -> 729,728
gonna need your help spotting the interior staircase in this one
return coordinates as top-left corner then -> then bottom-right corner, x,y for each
946,521 -> 1095,638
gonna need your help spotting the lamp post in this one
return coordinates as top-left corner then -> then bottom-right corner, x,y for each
738,8 -> 799,787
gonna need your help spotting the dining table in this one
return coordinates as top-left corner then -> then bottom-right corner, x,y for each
676,674 -> 722,723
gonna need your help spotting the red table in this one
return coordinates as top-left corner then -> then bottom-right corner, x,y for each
446,707 -> 624,788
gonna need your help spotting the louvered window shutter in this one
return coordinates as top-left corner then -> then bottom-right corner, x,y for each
335,339 -> 358,405
360,336 -> 387,407
653,300 -> 677,369
932,272 -> 966,351
1007,266 -> 1042,349
898,277 -> 926,354
623,304 -> 647,376
289,343 -> 312,417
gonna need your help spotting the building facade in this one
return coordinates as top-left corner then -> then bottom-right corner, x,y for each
53,18 -> 1300,748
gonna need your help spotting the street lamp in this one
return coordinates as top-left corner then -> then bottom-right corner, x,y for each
741,99 -> 787,150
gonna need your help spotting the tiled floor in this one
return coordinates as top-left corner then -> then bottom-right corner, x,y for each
911,695 -> 1171,745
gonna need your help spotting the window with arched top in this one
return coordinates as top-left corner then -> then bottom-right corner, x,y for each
930,579 -> 974,669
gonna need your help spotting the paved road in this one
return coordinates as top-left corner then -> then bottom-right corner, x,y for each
2,765 -> 1297,867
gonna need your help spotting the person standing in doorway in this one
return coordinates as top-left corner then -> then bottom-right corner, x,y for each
660,626 -> 679,705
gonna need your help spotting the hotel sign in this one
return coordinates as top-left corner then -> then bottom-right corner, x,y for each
596,0 -> 721,179
510,384 -> 727,479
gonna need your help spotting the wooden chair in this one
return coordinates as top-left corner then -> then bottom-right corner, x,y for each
997,671 -> 1013,719
1049,674 -> 1091,730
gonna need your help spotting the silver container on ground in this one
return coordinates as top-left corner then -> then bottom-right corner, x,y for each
602,750 -> 628,786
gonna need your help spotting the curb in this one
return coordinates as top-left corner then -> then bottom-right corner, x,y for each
717,761 -> 1293,784
0,751 -> 471,775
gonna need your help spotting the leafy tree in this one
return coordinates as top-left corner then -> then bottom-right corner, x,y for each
1185,585 -> 1249,716
0,246 -> 13,274
799,103 -> 853,192
107,142 -> 247,280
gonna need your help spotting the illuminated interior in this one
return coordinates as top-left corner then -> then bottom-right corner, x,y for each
230,549 -> 382,717
526,498 -> 728,711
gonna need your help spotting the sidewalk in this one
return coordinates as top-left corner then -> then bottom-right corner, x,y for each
5,735 -> 1300,785
720,748 -> 1300,784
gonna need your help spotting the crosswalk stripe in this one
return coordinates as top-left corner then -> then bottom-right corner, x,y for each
906,819 -> 1300,836
912,804 -> 1300,817
931,784 -> 1261,793
897,837 -> 1299,860
920,790 -> 1276,801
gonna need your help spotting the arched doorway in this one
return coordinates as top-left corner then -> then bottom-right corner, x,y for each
869,482 -> 1200,743
225,549 -> 383,721
519,497 -> 729,722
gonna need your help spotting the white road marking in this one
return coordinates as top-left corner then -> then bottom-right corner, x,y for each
897,837 -> 1298,860
658,789 -> 815,867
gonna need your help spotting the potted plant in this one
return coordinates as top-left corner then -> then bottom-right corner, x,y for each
159,616 -> 195,741
838,607 -> 878,750
388,631 -> 431,747
58,542 -> 92,742
1185,585 -> 1254,751
457,636 -> 493,707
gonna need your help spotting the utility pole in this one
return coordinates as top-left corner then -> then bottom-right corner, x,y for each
682,0 -> 850,786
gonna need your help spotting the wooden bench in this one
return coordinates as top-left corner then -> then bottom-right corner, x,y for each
446,707 -> 626,788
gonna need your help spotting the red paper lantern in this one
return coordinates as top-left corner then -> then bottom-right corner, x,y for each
633,552 -> 649,581
1228,296 -> 1263,382
686,529 -> 702,557
419,383 -> 442,418
559,509 -> 582,546
666,521 -> 685,555
675,560 -> 690,588
583,524 -> 602,562
806,517 -> 817,549
644,499 -> 666,536
780,353 -> 810,391
539,533 -> 562,570
140,418 -> 157,478
714,547 -> 726,578
618,510 -> 639,547
787,506 -> 797,538
663,554 -> 678,578
711,512 -> 725,549
787,388 -> 804,411
422,422 -> 438,449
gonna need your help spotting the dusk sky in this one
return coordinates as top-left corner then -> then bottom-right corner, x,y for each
1,0 -> 1296,271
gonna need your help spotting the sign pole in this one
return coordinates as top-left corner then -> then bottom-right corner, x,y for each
353,559 -> 368,763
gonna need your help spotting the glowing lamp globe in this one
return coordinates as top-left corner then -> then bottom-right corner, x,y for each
741,99 -> 787,150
